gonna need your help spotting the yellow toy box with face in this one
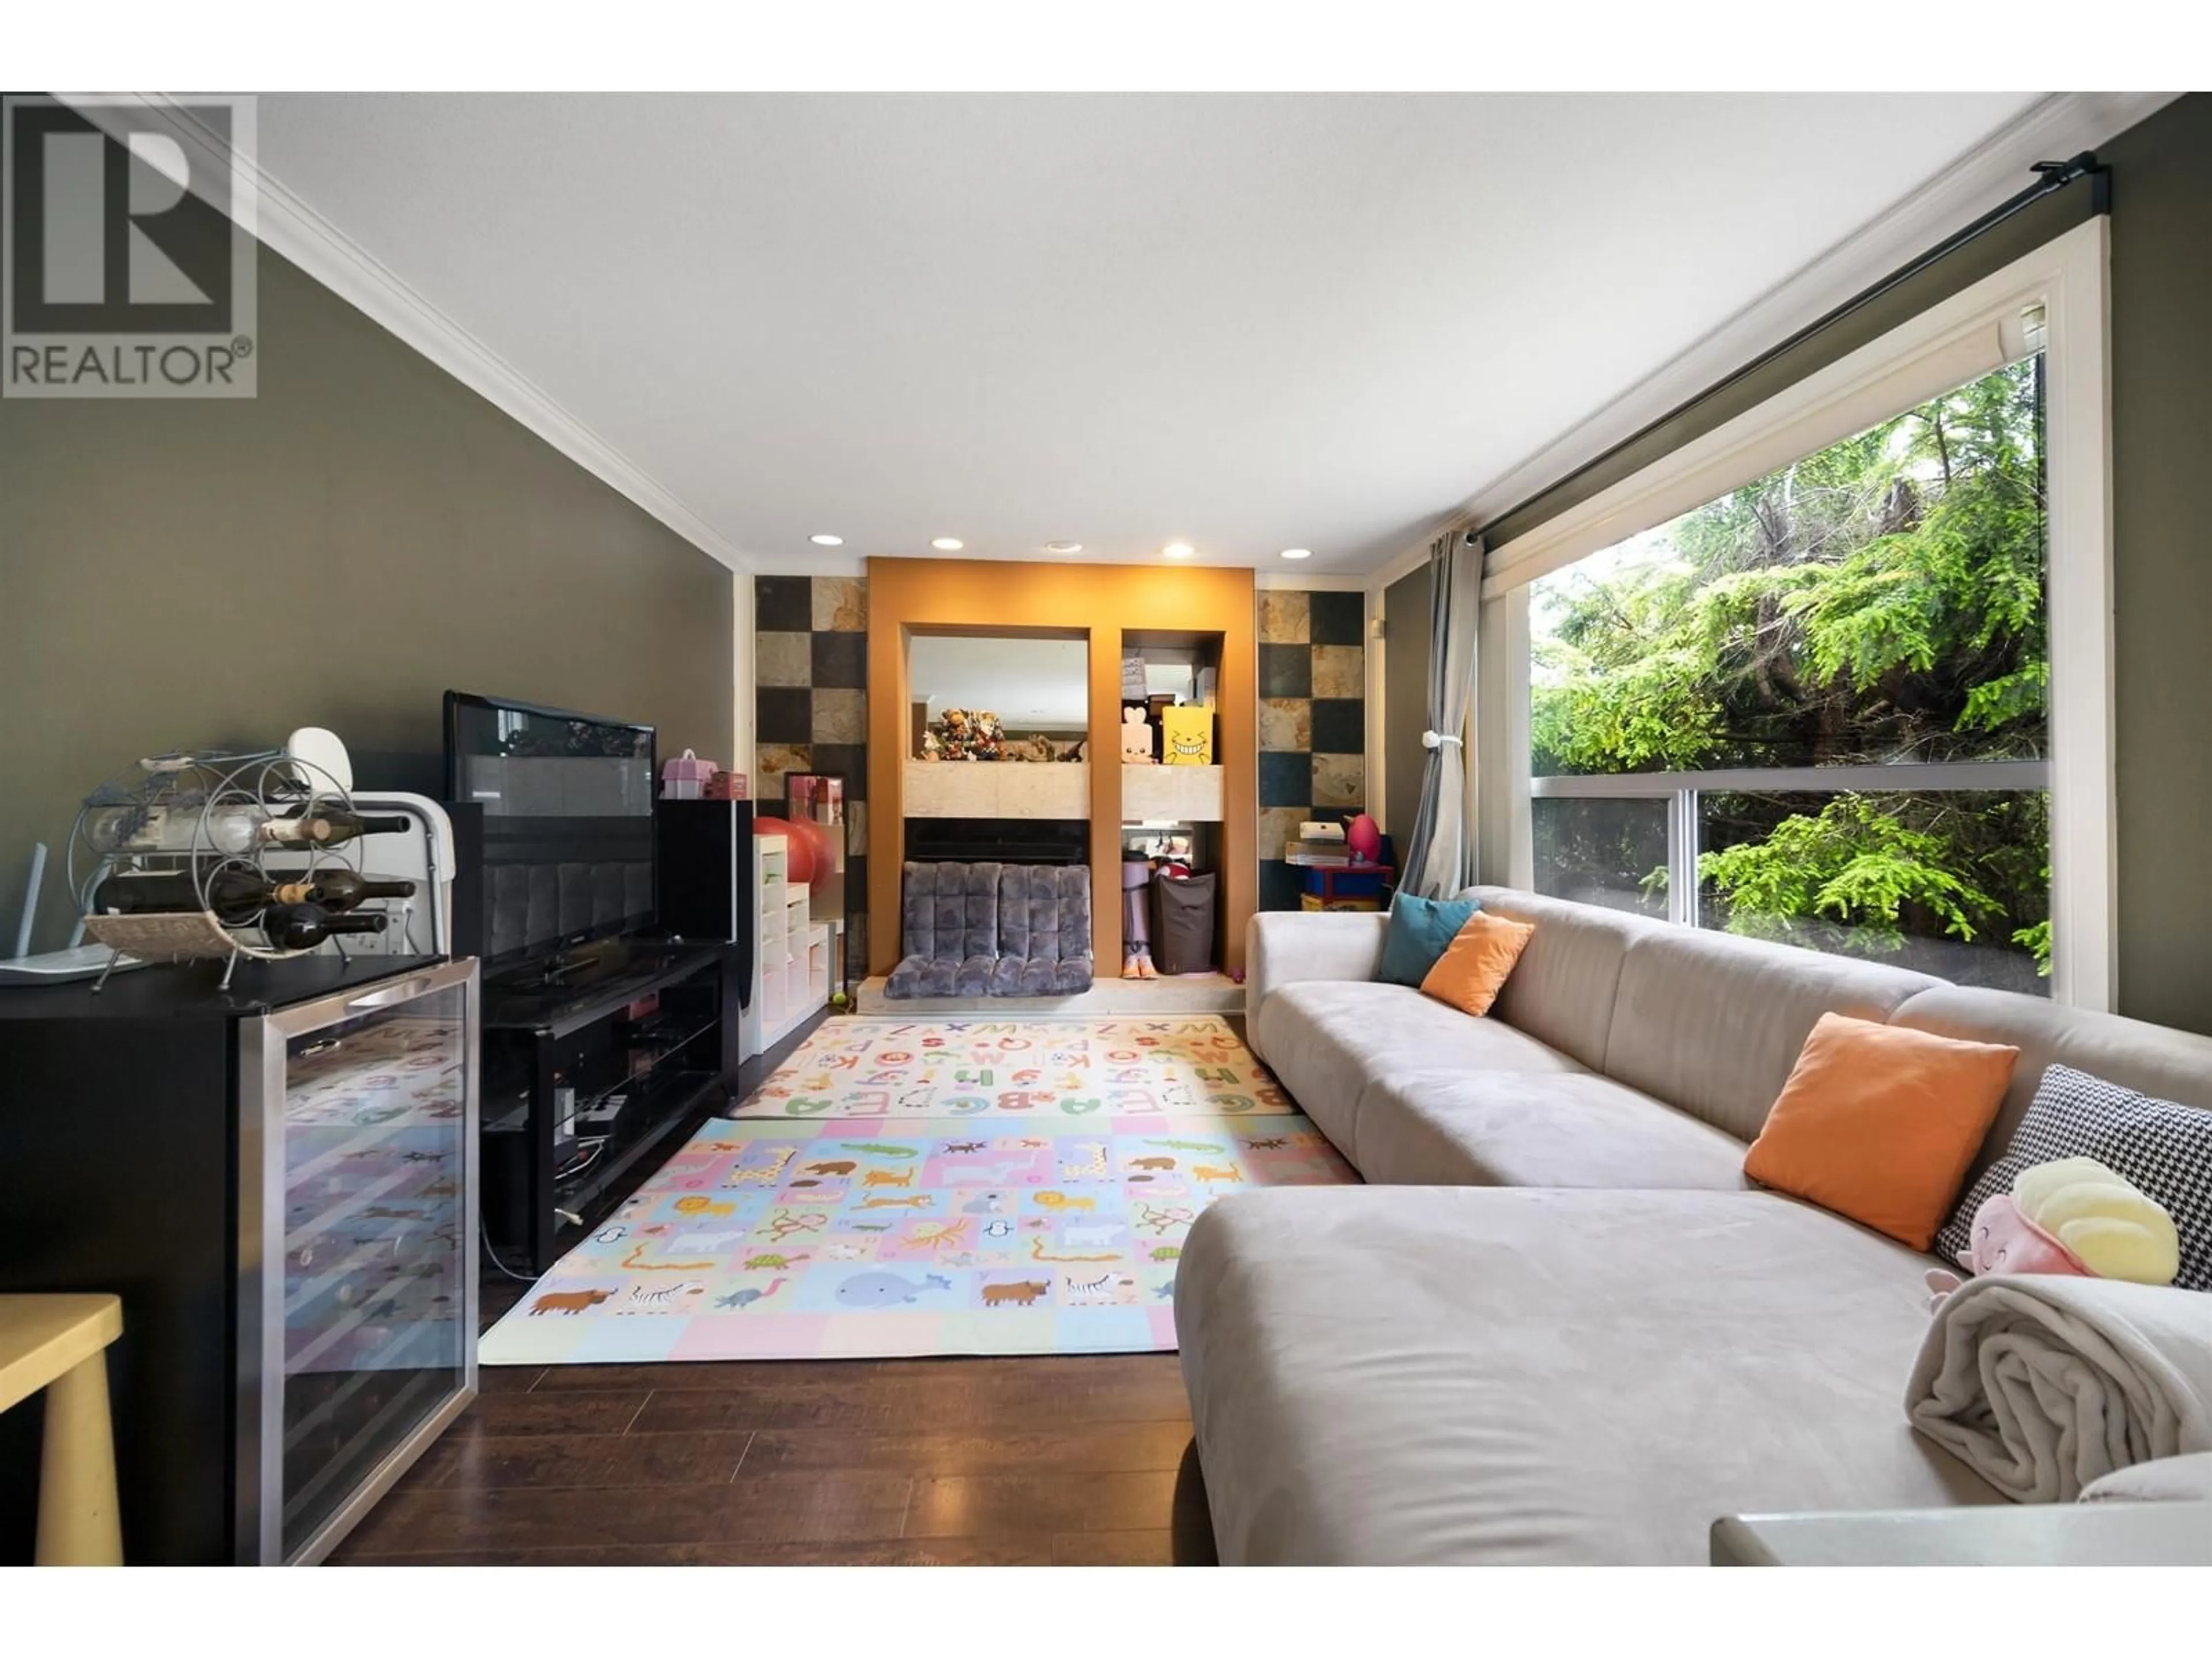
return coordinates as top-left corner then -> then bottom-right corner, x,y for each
1161,705 -> 1214,766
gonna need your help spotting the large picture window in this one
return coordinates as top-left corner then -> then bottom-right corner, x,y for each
1480,218 -> 2112,1005
1528,357 -> 2051,991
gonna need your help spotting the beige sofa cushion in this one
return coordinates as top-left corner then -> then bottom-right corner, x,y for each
1254,980 -> 1581,1165
1465,885 -> 1660,1070
1887,985 -> 2212,1183
1354,1069 -> 1749,1189
1243,910 -> 1388,1061
1176,1185 -> 1999,1565
1604,927 -> 1944,1141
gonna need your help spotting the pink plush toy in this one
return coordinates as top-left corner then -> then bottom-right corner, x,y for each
1924,1154 -> 2180,1312
1924,1194 -> 2090,1309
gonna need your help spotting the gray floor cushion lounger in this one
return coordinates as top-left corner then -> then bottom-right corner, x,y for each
887,860 -> 1093,998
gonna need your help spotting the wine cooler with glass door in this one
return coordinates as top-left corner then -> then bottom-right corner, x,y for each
0,953 -> 479,1565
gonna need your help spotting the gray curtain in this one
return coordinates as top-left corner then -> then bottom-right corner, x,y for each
1398,530 -> 1483,897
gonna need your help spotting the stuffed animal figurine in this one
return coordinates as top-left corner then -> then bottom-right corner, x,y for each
935,707 -> 972,760
967,709 -> 1005,760
1925,1155 -> 2180,1312
1120,704 -> 1156,764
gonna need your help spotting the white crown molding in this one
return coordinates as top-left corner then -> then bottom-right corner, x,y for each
1255,570 -> 1368,592
61,91 -> 752,573
1443,92 -> 2178,544
752,553 -> 867,579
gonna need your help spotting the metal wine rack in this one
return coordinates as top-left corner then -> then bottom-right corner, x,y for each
73,746 -> 395,987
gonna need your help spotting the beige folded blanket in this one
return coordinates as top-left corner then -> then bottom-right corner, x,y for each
1906,1274 -> 2212,1502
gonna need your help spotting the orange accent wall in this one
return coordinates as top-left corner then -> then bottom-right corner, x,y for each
866,557 -> 1257,979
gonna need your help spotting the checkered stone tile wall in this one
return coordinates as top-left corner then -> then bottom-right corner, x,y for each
1257,588 -> 1366,911
755,574 -> 869,967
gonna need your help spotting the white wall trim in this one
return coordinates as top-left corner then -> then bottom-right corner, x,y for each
1255,570 -> 1369,592
62,92 -> 752,573
2040,216 -> 2116,1012
1482,219 -> 2102,601
754,552 -> 867,578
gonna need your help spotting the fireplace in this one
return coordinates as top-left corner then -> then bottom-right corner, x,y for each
903,817 -> 1088,866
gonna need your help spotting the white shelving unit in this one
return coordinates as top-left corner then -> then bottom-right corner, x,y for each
742,832 -> 829,1056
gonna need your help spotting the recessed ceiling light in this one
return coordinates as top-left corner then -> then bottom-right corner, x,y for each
809,533 -> 843,547
1280,547 -> 1313,560
931,537 -> 964,551
1162,542 -> 1195,559
1044,540 -> 1083,554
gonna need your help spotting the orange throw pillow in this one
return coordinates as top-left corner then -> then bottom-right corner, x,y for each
1418,911 -> 1536,1017
1744,1012 -> 2019,1250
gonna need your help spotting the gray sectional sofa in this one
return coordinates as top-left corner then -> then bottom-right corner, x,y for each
1176,887 -> 2212,1565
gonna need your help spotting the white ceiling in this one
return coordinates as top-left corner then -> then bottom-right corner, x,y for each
253,92 -> 2051,577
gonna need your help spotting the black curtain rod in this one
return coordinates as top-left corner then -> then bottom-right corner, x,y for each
1468,150 -> 2111,547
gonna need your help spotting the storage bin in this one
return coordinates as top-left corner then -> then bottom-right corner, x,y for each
1150,870 -> 1218,974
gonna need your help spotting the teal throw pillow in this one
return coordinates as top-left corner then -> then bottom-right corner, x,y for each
1378,891 -> 1480,987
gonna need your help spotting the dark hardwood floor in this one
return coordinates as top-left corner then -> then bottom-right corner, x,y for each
332,1284 -> 1218,1565
334,1016 -> 1244,1566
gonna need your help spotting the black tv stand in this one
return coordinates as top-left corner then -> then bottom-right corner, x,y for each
530,949 -> 596,988
479,938 -> 743,1274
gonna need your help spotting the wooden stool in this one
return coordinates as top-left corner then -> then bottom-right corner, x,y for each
0,1294 -> 125,1566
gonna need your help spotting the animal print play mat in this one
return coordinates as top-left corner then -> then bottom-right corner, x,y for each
726,1014 -> 1294,1119
478,1018 -> 1355,1364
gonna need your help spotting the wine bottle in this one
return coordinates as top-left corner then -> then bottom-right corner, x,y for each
262,902 -> 391,952
85,803 -> 412,855
270,870 -> 416,912
92,868 -> 277,924
85,804 -> 270,856
267,806 -> 414,847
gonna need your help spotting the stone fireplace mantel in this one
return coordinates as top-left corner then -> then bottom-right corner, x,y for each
904,759 -> 1090,819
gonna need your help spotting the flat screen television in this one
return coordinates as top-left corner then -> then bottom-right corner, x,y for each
443,691 -> 657,967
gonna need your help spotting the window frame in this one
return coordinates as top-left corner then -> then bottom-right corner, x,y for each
1479,217 -> 2114,1007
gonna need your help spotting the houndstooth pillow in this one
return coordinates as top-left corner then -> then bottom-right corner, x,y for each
1934,1063 -> 2212,1291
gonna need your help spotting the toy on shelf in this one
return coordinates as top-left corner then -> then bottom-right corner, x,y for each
1161,705 -> 1213,766
930,706 -> 1004,762
1925,1155 -> 2181,1311
1120,705 -> 1156,765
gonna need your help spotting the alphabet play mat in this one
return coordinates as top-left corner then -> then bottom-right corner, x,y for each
724,1014 -> 1295,1119
478,1017 -> 1357,1365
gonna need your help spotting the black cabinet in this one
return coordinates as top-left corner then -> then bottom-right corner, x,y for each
0,955 -> 477,1565
479,941 -> 743,1275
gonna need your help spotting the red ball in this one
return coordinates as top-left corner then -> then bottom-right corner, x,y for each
755,815 -> 837,893
1345,813 -> 1383,865
753,816 -> 815,887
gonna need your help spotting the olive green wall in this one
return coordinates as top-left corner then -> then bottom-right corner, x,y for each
0,242 -> 734,953
2103,93 -> 2212,1034
1382,562 -> 1432,844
